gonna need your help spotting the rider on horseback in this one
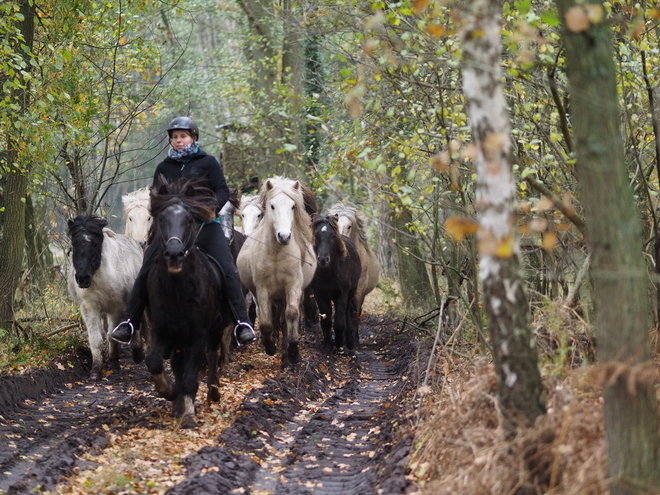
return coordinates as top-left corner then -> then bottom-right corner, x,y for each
111,116 -> 257,347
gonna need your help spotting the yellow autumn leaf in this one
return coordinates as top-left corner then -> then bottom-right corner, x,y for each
585,4 -> 604,24
542,231 -> 558,251
495,236 -> 514,258
445,216 -> 479,241
118,36 -> 128,46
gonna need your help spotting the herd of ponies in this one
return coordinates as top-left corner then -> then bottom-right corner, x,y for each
65,176 -> 380,427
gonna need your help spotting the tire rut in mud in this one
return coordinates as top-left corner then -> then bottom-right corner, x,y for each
168,315 -> 416,495
0,315 -> 418,495
0,349 -> 161,494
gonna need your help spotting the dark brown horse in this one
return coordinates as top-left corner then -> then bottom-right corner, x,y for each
145,177 -> 232,428
310,214 -> 362,353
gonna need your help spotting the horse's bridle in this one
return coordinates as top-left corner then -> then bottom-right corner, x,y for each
158,205 -> 202,257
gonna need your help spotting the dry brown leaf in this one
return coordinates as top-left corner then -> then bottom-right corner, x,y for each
426,24 -> 445,38
542,231 -> 558,251
565,6 -> 590,33
412,0 -> 431,16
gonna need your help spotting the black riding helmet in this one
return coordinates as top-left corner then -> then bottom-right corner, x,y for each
167,116 -> 199,139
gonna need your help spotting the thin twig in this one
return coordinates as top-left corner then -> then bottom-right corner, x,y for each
44,323 -> 81,339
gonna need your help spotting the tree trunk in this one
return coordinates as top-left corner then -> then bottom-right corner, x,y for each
0,0 -> 35,331
556,1 -> 660,492
460,0 -> 545,435
391,204 -> 434,308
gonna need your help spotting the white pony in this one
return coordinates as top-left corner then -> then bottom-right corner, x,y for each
239,194 -> 263,235
122,187 -> 151,246
236,177 -> 317,367
328,203 -> 380,316
67,215 -> 144,381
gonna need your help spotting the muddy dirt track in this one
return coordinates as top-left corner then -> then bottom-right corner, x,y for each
0,315 -> 421,494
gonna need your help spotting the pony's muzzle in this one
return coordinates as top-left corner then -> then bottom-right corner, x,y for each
318,254 -> 331,267
276,232 -> 292,245
164,238 -> 186,273
75,274 -> 92,289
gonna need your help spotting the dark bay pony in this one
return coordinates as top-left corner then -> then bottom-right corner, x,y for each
310,215 -> 362,353
145,177 -> 233,428
67,216 -> 144,381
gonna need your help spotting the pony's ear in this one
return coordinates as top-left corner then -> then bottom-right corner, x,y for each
155,174 -> 169,195
67,218 -> 74,228
293,180 -> 300,190
184,183 -> 196,197
266,179 -> 274,191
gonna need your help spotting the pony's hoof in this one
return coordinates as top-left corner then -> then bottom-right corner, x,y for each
131,346 -> 145,364
179,415 -> 197,429
108,359 -> 121,370
287,343 -> 302,364
207,388 -> 220,403
264,341 -> 277,356
89,369 -> 102,382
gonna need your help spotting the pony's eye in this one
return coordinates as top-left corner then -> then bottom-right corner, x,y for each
271,204 -> 274,210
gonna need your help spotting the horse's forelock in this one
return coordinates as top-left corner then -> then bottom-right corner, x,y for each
329,203 -> 369,247
68,215 -> 107,239
317,215 -> 347,258
122,187 -> 150,211
150,179 -> 217,224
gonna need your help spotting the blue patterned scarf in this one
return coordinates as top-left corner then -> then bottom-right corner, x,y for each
168,142 -> 199,162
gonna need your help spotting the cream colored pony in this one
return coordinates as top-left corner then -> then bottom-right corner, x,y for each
122,187 -> 151,246
237,177 -> 317,367
239,194 -> 263,235
328,203 -> 380,316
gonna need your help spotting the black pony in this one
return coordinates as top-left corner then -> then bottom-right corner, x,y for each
145,177 -> 232,428
310,214 -> 362,353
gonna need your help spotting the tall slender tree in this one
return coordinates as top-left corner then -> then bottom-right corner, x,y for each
460,0 -> 545,435
555,1 -> 660,492
0,0 -> 36,330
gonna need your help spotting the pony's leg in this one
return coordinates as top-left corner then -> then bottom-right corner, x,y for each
316,298 -> 334,353
145,339 -> 175,401
348,296 -> 361,352
80,305 -> 104,381
334,295 -> 349,350
104,315 -> 121,370
171,346 -> 202,428
256,291 -> 277,356
283,289 -> 303,366
303,286 -> 318,328
206,347 -> 220,402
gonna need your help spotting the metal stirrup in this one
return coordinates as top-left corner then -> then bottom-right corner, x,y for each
111,320 -> 134,345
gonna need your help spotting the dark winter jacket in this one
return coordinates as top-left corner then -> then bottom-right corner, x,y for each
152,148 -> 229,214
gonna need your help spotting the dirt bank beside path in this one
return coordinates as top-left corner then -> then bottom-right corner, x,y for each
0,314 -> 420,495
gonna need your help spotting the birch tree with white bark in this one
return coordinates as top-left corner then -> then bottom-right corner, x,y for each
459,0 -> 545,435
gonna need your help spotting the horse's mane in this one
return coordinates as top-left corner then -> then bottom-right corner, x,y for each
328,203 -> 370,247
227,187 -> 241,211
67,215 -> 108,238
312,214 -> 348,258
240,194 -> 261,210
122,187 -> 150,213
300,183 -> 318,216
150,176 -> 218,224
260,176 -> 314,245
